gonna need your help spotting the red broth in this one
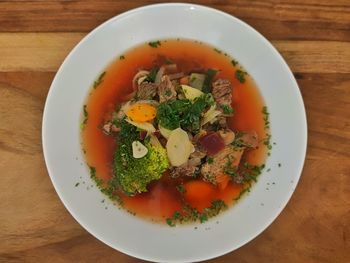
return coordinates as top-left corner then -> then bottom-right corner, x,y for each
81,39 -> 268,222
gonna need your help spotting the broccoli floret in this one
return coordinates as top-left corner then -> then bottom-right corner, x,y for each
112,120 -> 169,195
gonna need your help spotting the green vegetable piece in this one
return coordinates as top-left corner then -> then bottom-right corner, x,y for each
113,121 -> 169,195
231,59 -> 238,66
93,71 -> 106,88
156,94 -> 214,132
235,69 -> 247,83
189,73 -> 206,90
148,40 -> 161,48
202,68 -> 218,93
221,104 -> 234,115
145,67 -> 158,83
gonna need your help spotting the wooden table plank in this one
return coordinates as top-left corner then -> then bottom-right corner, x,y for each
0,0 -> 349,41
0,33 -> 349,73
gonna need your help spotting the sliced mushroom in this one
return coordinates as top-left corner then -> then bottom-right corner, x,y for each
218,129 -> 235,145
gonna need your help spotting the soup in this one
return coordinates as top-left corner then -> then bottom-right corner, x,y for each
81,39 -> 270,226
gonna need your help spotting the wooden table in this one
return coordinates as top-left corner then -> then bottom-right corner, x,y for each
0,1 -> 349,262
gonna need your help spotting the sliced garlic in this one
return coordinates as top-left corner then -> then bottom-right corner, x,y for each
166,128 -> 194,167
137,75 -> 148,85
125,118 -> 156,133
132,141 -> 148,158
159,125 -> 172,139
181,85 -> 203,101
201,105 -> 222,126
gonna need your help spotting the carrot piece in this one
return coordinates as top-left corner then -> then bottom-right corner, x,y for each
179,76 -> 189,85
183,180 -> 215,212
184,181 -> 215,201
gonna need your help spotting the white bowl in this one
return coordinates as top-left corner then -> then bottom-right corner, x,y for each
42,3 -> 307,262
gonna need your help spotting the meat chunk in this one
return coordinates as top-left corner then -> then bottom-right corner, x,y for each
212,79 -> 232,106
132,70 -> 149,90
236,131 -> 259,149
170,164 -> 197,178
137,82 -> 158,100
158,75 -> 177,102
101,121 -> 120,135
201,146 -> 244,185
170,149 -> 206,178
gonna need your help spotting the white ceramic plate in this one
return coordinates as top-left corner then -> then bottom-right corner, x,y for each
42,3 -> 307,262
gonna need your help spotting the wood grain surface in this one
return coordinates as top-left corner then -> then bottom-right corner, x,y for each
0,1 -> 349,262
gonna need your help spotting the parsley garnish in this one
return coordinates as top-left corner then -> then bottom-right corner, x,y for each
263,133 -> 272,150
145,67 -> 158,82
207,157 -> 214,164
176,184 -> 186,194
148,40 -> 161,48
234,187 -> 250,201
235,69 -> 247,83
221,104 -> 234,114
231,59 -> 238,66
214,48 -> 222,54
202,68 -> 218,93
165,200 -> 227,226
165,58 -> 174,64
262,106 -> 270,129
156,94 -> 214,132
93,71 -> 106,88
165,89 -> 172,97
119,55 -> 125,60
80,104 -> 88,130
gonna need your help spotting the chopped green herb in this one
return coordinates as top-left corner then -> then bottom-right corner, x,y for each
148,40 -> 161,48
263,133 -> 272,150
199,214 -> 208,223
224,158 -> 239,178
278,163 -> 282,167
234,187 -> 250,201
207,157 -> 214,164
165,58 -> 174,64
165,89 -> 172,97
221,104 -> 234,115
202,68 -> 218,93
214,48 -> 222,54
235,69 -> 247,83
262,106 -> 270,129
176,184 -> 186,194
231,59 -> 238,66
145,67 -> 158,82
241,163 -> 266,182
231,132 -> 245,149
165,200 -> 227,226
89,165 -> 104,188
81,104 -> 88,130
156,94 -> 214,132
202,200 -> 227,219
119,55 -> 125,60
75,182 -> 80,187
93,71 -> 106,88
166,218 -> 175,227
